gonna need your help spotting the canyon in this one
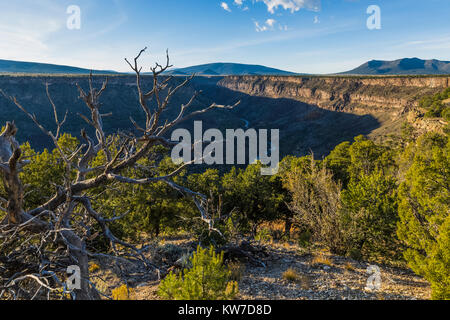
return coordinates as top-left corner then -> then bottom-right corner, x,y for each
219,75 -> 450,115
0,74 -> 447,158
219,75 -> 449,140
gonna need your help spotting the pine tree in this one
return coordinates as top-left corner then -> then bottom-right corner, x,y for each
397,132 -> 449,299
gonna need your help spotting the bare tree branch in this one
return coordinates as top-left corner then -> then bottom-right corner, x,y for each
0,47 -> 238,300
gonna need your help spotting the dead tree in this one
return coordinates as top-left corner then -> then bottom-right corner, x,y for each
0,48 -> 238,300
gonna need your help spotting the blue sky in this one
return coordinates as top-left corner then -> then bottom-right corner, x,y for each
1,0 -> 450,73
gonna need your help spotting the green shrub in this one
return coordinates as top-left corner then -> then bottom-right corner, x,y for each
221,163 -> 283,236
158,246 -> 239,300
442,106 -> 450,121
420,87 -> 450,119
424,102 -> 445,118
255,228 -> 273,243
340,170 -> 402,260
397,133 -> 449,299
297,230 -> 312,248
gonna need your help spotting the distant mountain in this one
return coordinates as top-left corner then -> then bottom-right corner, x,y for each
164,62 -> 297,76
0,59 -> 119,75
342,58 -> 450,75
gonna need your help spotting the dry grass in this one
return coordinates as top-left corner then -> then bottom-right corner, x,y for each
257,221 -> 289,241
282,268 -> 312,290
112,284 -> 136,300
311,254 -> 333,267
282,268 -> 301,283
283,242 -> 292,249
298,274 -> 313,290
89,262 -> 101,273
344,262 -> 355,272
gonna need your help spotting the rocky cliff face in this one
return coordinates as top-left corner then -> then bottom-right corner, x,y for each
1,74 -> 446,157
218,76 -> 450,117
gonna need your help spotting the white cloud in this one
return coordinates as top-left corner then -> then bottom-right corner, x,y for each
254,19 -> 279,32
261,0 -> 321,13
221,2 -> 232,12
266,19 -> 276,27
314,16 -> 320,24
236,0 -> 321,14
254,21 -> 268,32
395,35 -> 450,51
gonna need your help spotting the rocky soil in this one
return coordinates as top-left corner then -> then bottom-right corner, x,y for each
235,243 -> 430,300
92,238 -> 431,301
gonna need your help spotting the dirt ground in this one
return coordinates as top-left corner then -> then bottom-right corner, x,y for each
91,238 -> 431,301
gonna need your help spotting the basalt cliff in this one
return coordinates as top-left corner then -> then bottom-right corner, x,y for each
218,75 -> 449,139
0,74 -> 447,157
219,75 -> 449,115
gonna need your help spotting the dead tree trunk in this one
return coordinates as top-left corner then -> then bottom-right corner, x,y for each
0,48 -> 238,300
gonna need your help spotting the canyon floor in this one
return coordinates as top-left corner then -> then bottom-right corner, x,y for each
91,238 -> 431,301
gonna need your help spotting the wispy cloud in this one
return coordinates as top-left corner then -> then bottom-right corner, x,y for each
254,18 -> 289,32
0,0 -> 130,70
254,19 -> 278,32
254,21 -> 268,32
261,0 -> 321,14
69,2 -> 128,42
0,0 -> 65,61
235,0 -> 321,14
173,22 -> 354,58
233,0 -> 249,10
221,2 -> 232,12
230,0 -> 321,32
266,19 -> 276,27
396,35 -> 450,50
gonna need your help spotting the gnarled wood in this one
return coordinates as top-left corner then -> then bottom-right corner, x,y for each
0,48 -> 237,300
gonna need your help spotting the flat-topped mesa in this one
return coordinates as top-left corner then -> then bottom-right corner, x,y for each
218,75 -> 450,117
